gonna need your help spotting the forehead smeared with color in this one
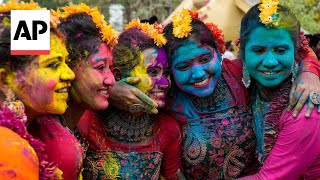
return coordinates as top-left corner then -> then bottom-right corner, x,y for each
112,28 -> 155,75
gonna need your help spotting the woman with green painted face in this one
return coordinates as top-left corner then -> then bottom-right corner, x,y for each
239,2 -> 320,179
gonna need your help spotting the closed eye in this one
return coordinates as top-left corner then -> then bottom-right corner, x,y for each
175,62 -> 191,71
46,60 -> 59,69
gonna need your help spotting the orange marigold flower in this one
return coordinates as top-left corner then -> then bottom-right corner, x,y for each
54,3 -> 118,47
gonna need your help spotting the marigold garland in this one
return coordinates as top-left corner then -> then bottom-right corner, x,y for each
172,9 -> 225,54
205,23 -> 225,53
259,0 -> 280,27
125,19 -> 167,47
172,9 -> 192,38
53,3 -> 118,47
0,0 -> 43,12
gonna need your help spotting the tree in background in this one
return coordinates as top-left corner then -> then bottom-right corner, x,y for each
280,0 -> 320,34
4,0 -> 181,32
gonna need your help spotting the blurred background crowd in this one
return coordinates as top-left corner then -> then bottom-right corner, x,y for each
2,0 -> 319,59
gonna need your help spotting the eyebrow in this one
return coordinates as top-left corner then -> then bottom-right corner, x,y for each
93,57 -> 108,63
39,55 -> 62,64
174,49 -> 211,64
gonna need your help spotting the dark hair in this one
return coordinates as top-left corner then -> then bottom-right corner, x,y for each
112,28 -> 155,77
305,34 -> 320,48
163,18 -> 219,67
225,41 -> 232,48
58,13 -> 102,67
239,4 -> 300,61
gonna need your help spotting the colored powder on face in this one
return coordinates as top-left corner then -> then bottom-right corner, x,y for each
130,53 -> 152,93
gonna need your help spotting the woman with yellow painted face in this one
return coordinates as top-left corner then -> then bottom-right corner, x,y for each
0,1 -> 84,179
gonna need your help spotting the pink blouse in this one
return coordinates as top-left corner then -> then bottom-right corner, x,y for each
28,115 -> 84,180
240,106 -> 320,179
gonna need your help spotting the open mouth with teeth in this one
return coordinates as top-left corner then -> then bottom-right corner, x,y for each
55,87 -> 69,93
193,77 -> 211,88
259,70 -> 282,75
99,89 -> 109,95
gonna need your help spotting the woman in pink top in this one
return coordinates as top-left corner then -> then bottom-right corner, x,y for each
239,2 -> 320,179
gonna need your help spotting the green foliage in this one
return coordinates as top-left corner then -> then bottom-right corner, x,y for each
6,0 -> 181,31
280,0 -> 320,34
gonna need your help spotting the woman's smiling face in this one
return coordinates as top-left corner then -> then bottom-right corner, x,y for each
244,26 -> 295,87
171,40 -> 222,98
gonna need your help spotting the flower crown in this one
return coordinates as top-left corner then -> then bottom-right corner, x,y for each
0,0 -> 59,34
53,3 -> 118,47
259,0 -> 280,27
125,19 -> 167,47
0,0 -> 43,12
172,9 -> 225,53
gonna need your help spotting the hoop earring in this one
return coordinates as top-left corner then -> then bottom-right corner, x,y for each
291,61 -> 298,82
242,66 -> 251,88
2,89 -> 27,123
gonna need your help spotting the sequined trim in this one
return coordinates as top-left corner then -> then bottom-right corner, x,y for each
83,150 -> 163,180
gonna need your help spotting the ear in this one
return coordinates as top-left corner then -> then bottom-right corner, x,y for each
113,67 -> 123,81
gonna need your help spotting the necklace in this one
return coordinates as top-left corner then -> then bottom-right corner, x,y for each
104,108 -> 154,142
191,77 -> 228,112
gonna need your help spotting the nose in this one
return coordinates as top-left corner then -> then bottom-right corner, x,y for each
261,52 -> 279,68
103,70 -> 115,86
191,65 -> 206,80
60,64 -> 75,81
157,76 -> 170,90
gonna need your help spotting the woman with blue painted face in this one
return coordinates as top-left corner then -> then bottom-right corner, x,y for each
163,10 -> 256,179
238,2 -> 320,179
162,9 -> 320,179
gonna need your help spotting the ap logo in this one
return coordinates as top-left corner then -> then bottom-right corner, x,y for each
11,10 -> 50,55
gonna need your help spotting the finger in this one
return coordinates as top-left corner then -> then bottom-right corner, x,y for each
177,169 -> 186,180
293,90 -> 308,117
305,98 -> 314,117
135,90 -> 158,108
122,77 -> 141,85
150,108 -> 158,114
288,84 -> 298,110
289,83 -> 297,103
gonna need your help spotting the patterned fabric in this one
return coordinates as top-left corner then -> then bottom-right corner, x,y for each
83,150 -> 163,180
168,59 -> 257,179
251,80 -> 291,163
78,111 -> 182,180
182,105 -> 255,179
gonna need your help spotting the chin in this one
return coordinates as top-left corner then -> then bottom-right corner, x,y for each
155,100 -> 166,108
48,105 -> 68,115
260,79 -> 283,88
92,102 -> 109,111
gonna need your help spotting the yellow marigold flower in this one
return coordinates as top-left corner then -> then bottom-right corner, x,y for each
154,34 -> 167,47
125,19 -> 141,29
0,0 -> 43,12
259,0 -> 280,26
124,19 -> 167,47
172,9 -> 193,39
173,24 -> 192,39
54,3 -> 118,46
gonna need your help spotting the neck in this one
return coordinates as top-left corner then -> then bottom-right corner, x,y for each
64,98 -> 87,129
256,83 -> 280,102
25,106 -> 41,122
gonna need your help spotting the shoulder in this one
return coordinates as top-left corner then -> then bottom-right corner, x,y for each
77,110 -> 105,138
154,112 -> 182,138
280,105 -> 320,133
